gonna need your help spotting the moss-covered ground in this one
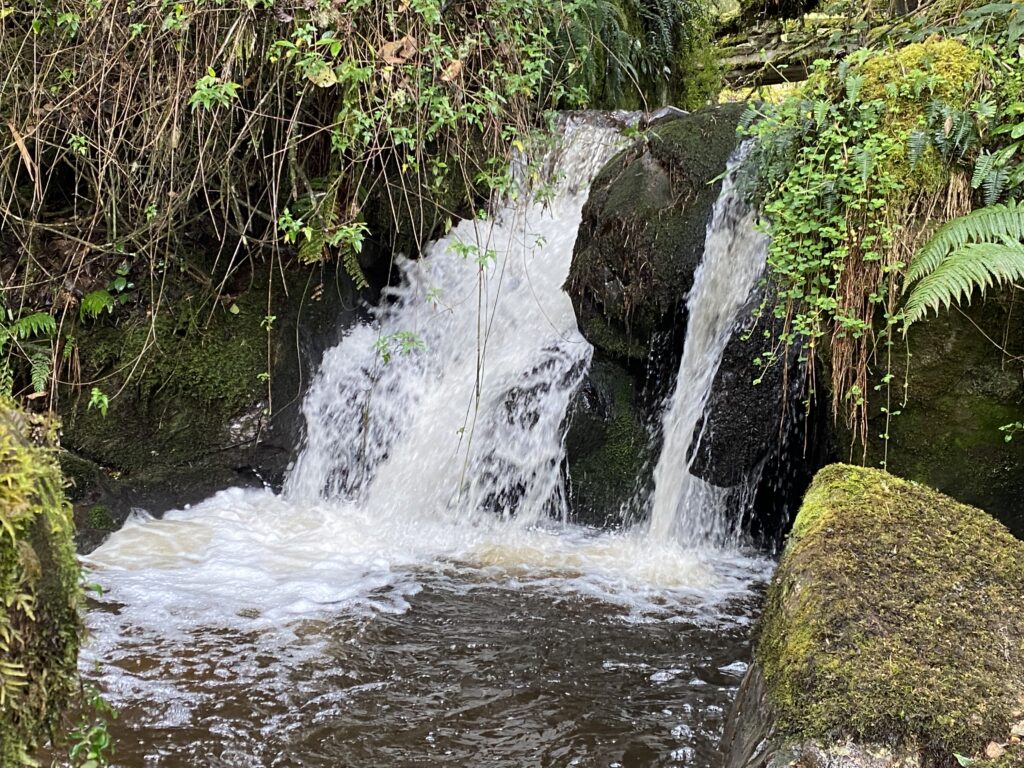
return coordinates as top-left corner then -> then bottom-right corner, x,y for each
757,464 -> 1024,766
0,400 -> 82,765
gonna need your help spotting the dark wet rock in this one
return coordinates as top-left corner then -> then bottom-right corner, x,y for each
565,103 -> 748,368
834,286 -> 1024,538
685,283 -> 824,546
563,354 -> 653,527
60,263 -> 364,551
724,464 -> 1024,768
687,285 -> 789,488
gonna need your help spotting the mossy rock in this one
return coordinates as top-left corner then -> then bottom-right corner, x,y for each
59,261 -> 363,541
0,400 -> 82,765
838,287 -> 1024,538
566,103 -> 747,365
729,464 -> 1024,768
563,355 -> 653,526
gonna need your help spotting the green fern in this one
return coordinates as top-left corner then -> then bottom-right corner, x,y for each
904,240 -> 1024,325
904,199 -> 1024,285
80,290 -> 114,320
9,312 -> 56,339
29,352 -> 50,394
907,128 -> 929,169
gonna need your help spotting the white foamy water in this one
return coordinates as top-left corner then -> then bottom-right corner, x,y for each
81,124 -> 773,726
647,144 -> 770,546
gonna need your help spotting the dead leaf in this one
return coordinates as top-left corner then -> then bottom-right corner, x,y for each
378,35 -> 417,65
440,59 -> 463,83
307,64 -> 338,87
985,742 -> 1006,760
7,121 -> 40,204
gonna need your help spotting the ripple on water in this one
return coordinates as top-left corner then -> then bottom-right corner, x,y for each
78,487 -> 771,768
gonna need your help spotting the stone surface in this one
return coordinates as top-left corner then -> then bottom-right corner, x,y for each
60,263 -> 364,551
840,287 -> 1024,537
562,354 -> 654,527
565,103 -> 747,367
724,464 -> 1024,768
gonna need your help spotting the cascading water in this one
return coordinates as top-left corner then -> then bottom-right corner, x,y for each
285,125 -> 610,523
647,144 -> 770,547
75,120 -> 773,768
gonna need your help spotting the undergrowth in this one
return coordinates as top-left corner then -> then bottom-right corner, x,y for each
0,0 -> 715,410
740,0 -> 1024,459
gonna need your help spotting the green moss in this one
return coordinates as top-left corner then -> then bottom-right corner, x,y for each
565,358 -> 652,524
62,285 -> 267,473
0,399 -> 82,765
859,39 -> 982,194
568,103 -> 747,362
859,40 -> 981,110
85,504 -> 114,529
757,464 -> 1024,765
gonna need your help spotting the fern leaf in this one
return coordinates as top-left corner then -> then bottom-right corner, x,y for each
80,290 -> 114,320
983,167 -> 1009,206
29,352 -> 50,394
342,248 -> 370,290
907,128 -> 929,170
904,241 -> 1024,325
971,151 -> 995,190
10,312 -> 56,339
0,361 -> 12,398
905,199 -> 1024,286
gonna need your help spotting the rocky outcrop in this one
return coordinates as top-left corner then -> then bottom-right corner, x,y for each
60,263 -> 364,551
562,357 -> 653,527
837,287 -> 1024,538
565,103 -> 747,367
563,104 -> 765,528
724,464 -> 1024,768
0,401 -> 81,764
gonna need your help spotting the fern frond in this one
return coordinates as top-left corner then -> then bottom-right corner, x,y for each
80,290 -> 114,320
903,241 -> 1024,325
907,128 -> 929,169
29,352 -> 51,394
342,249 -> 370,290
10,312 -> 56,339
983,167 -> 1009,206
905,199 -> 1024,286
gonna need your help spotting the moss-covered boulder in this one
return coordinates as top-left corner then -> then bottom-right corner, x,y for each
565,103 -> 747,364
60,262 -> 363,548
0,400 -> 82,765
834,288 -> 1024,538
724,464 -> 1024,768
563,356 -> 653,526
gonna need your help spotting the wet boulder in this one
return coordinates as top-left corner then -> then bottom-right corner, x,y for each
60,262 -> 364,551
723,464 -> 1024,768
565,103 -> 748,367
834,286 -> 1024,538
562,355 -> 653,527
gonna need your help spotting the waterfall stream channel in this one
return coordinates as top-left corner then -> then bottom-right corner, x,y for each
78,118 -> 777,767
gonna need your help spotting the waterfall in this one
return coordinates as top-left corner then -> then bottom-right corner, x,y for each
82,122 -> 773,651
647,144 -> 770,547
285,121 -> 623,524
